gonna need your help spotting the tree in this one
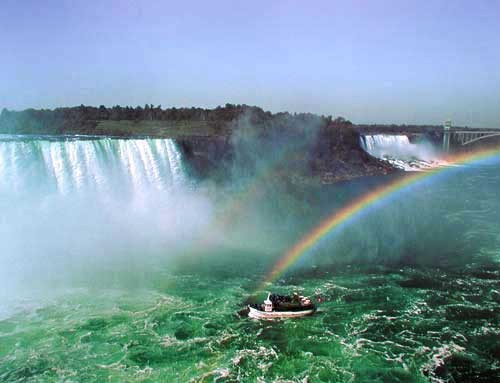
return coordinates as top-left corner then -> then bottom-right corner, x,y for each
332,116 -> 352,125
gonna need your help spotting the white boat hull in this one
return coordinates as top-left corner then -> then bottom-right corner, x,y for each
247,305 -> 315,320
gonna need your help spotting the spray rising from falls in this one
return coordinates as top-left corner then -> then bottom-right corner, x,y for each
258,145 -> 500,291
361,134 -> 443,171
0,135 -> 216,298
0,136 -> 188,195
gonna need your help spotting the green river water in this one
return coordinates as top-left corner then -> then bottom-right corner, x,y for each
0,137 -> 499,382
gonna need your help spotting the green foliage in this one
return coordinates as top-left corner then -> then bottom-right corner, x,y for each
0,104 -> 343,136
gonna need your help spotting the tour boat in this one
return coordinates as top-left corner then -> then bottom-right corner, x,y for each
247,293 -> 316,320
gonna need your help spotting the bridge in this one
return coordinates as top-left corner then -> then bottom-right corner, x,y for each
449,131 -> 500,146
443,130 -> 500,151
442,120 -> 500,151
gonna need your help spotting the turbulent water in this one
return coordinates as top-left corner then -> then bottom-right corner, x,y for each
361,134 -> 444,171
0,135 -> 499,382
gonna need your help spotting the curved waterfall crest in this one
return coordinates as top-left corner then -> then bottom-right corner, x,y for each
361,134 -> 411,153
0,136 -> 188,194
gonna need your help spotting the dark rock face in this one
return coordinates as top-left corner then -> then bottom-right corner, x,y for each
0,105 -> 397,184
177,116 -> 396,184
178,136 -> 233,180
310,122 -> 394,183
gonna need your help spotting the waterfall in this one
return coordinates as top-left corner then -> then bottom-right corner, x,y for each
0,135 -> 214,295
360,134 -> 442,171
361,134 -> 411,154
0,136 -> 188,195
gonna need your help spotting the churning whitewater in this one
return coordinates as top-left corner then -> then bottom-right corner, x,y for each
0,135 -> 499,383
360,134 -> 444,171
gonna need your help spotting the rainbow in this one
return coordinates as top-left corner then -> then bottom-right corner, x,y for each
258,146 -> 500,291
187,147 -> 306,252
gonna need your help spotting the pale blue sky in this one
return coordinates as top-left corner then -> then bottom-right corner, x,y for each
1,0 -> 499,127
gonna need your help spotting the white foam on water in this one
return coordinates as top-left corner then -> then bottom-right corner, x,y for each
360,134 -> 446,171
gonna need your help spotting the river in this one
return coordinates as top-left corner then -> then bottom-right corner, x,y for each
0,135 -> 498,382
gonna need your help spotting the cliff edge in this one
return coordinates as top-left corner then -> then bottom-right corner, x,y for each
0,104 -> 395,183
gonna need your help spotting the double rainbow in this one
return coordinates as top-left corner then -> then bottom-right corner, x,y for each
258,146 -> 500,291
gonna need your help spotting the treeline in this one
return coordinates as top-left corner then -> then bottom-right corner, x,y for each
355,123 -> 470,133
0,104 -> 346,135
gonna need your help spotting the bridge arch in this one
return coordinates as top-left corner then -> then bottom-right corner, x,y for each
461,132 -> 500,146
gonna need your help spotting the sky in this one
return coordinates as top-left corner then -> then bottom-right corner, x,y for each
1,0 -> 499,127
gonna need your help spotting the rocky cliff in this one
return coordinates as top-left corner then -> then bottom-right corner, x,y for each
0,105 -> 396,183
